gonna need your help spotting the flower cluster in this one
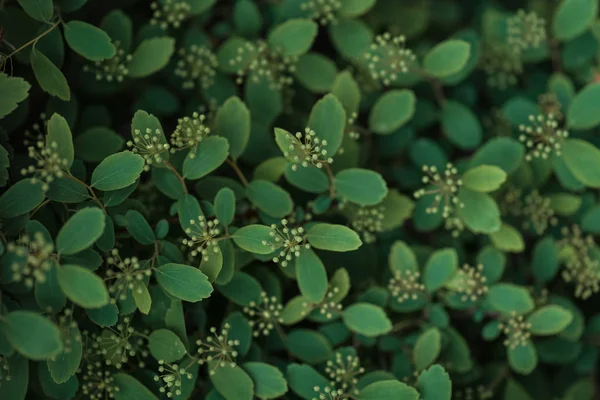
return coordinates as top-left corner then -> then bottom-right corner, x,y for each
7,232 -> 54,288
261,219 -> 310,267
364,33 -> 416,87
83,42 -> 131,82
182,216 -> 221,261
559,225 -> 600,299
387,269 -> 425,303
174,45 -> 218,90
90,318 -> 148,369
506,9 -> 547,54
230,40 -> 298,90
453,385 -> 493,400
243,292 -> 284,337
154,360 -> 193,398
196,324 -> 239,375
349,205 -> 385,244
285,128 -> 333,170
127,127 -> 170,169
150,0 -> 191,29
105,249 -> 152,303
301,0 -> 342,25
325,353 -> 364,395
521,190 -> 558,235
480,41 -> 523,89
312,385 -> 346,400
518,113 -> 568,161
79,361 -> 119,400
498,311 -> 532,350
22,134 -> 69,191
448,264 -> 488,302
307,284 -> 344,319
170,112 -> 211,157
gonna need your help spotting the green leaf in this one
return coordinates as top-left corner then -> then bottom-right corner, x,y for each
423,40 -> 471,78
17,0 -> 53,21
216,271 -> 262,306
548,193 -> 581,216
306,223 -> 362,252
154,263 -> 213,302
527,305 -> 573,336
64,21 -> 116,61
267,19 -> 318,57
360,380 -> 420,400
441,100 -> 482,149
331,71 -> 361,115
423,248 -> 458,292
0,178 -> 45,218
132,282 -> 152,314
342,303 -> 391,337
243,362 -> 288,399
413,328 -> 442,371
295,52 -> 337,93
35,261 -> 67,312
47,113 -> 74,170
553,0 -> 598,41
532,237 -> 560,284
487,283 -> 535,315
284,164 -> 329,194
128,37 -> 176,78
489,223 -> 525,253
369,90 -> 416,135
149,329 -> 187,362
567,84 -> 600,130
456,188 -> 501,234
389,241 -> 418,273
462,165 -> 507,192
296,248 -> 328,303
507,340 -> 537,375
286,329 -> 332,364
56,207 -> 106,255
335,168 -> 388,206
182,136 -> 229,180
1,311 -> 63,360
416,364 -> 452,400
0,355 -> 28,399
561,139 -> 600,188
210,364 -> 254,400
504,379 -> 534,400
125,210 -> 155,245
30,48 -> 70,101
131,110 -> 169,164
214,188 -> 236,226
114,373 -> 159,400
57,264 -> 109,308
470,137 -> 524,174
232,225 -> 275,254
91,151 -> 145,191
47,325 -> 82,383
0,73 -> 30,119
214,97 -> 251,160
246,180 -> 293,218
339,0 -> 376,17
177,194 -> 203,233
307,93 -> 346,156
287,364 -> 329,400
38,365 -> 78,399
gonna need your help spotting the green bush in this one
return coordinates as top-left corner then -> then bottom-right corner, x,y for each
1,0 -> 600,399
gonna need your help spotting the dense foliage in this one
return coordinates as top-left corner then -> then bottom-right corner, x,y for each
2,0 -> 600,399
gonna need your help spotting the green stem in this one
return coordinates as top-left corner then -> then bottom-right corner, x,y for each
323,164 -> 336,198
226,159 -> 248,186
66,174 -> 107,214
163,161 -> 188,195
5,20 -> 61,60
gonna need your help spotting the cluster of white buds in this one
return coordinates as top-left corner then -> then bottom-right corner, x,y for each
170,112 -> 211,158
414,164 -> 463,216
0,356 -> 11,386
182,216 -> 221,262
286,128 -> 333,171
261,219 -> 310,267
387,269 -> 425,303
105,249 -> 152,303
364,33 -> 416,87
480,41 -> 523,89
305,284 -> 343,319
91,318 -> 148,369
449,264 -> 488,302
518,113 -> 568,161
351,205 -> 385,244
325,353 -> 364,395
196,324 -> 239,375
154,360 -> 193,398
499,311 -> 532,350
521,190 -> 558,235
559,225 -> 600,299
346,112 -> 360,140
150,0 -> 191,29
127,127 -> 170,170
230,40 -> 298,90
174,45 -> 218,90
453,385 -> 493,400
83,41 -> 131,82
7,232 -> 54,288
243,292 -> 284,337
80,361 -> 120,400
22,137 -> 69,192
301,0 -> 342,25
507,9 -> 547,54
312,385 -> 346,400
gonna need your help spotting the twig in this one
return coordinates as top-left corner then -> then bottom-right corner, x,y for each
323,164 -> 336,198
226,159 -> 248,186
163,161 -> 188,195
